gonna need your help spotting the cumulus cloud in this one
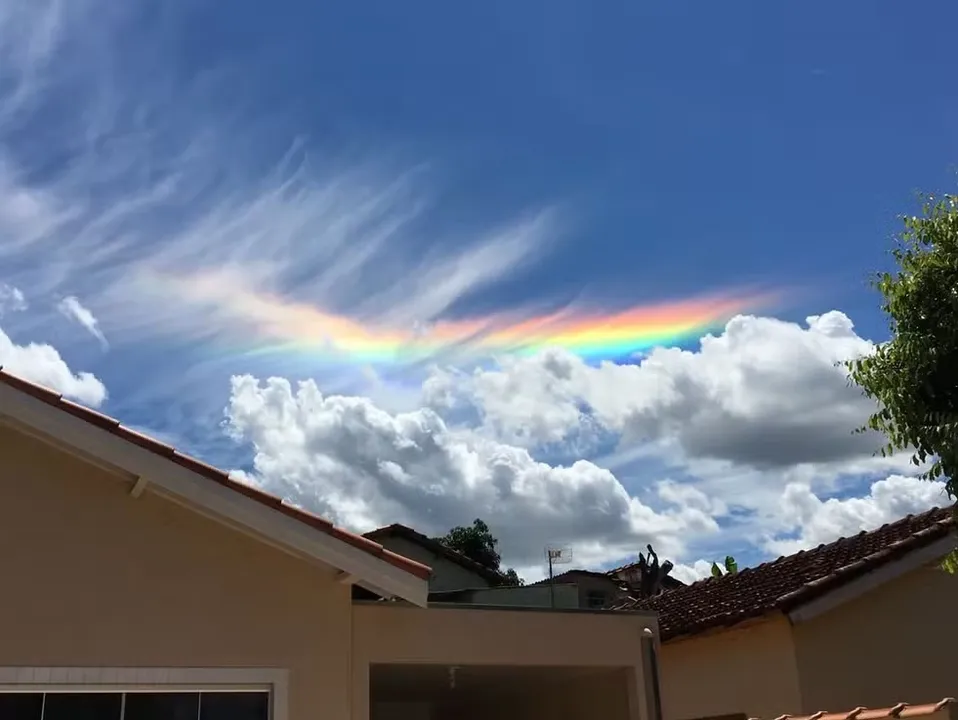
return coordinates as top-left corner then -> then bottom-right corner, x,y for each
57,296 -> 108,348
0,284 -> 26,315
766,475 -> 949,556
0,326 -> 107,405
224,374 -> 725,572
426,311 -> 881,469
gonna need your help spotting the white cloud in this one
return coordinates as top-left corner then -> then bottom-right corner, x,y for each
0,325 -> 107,406
57,296 -> 108,348
766,475 -> 949,556
426,311 -> 882,469
0,284 -> 27,315
224,374 -> 724,573
0,0 -> 564,371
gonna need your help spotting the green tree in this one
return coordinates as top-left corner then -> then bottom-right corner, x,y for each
846,193 -> 958,570
437,518 -> 523,586
710,555 -> 738,577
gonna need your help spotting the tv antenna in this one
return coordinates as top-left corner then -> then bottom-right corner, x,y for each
544,545 -> 573,608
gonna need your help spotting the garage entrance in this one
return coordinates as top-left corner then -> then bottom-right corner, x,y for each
370,663 -> 634,720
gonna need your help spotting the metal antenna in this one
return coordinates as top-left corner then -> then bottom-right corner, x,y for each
544,545 -> 573,608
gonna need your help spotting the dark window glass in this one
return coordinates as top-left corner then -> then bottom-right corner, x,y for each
200,692 -> 269,720
124,692 -> 200,720
0,693 -> 44,720
43,692 -> 122,720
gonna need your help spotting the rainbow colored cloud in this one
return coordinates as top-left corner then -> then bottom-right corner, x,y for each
164,272 -> 779,365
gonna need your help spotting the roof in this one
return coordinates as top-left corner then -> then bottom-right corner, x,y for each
0,369 -> 432,585
619,505 -> 955,640
755,698 -> 956,720
607,560 -> 687,590
364,523 -> 507,585
528,569 -> 622,587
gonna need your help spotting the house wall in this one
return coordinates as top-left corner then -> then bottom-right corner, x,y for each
570,574 -> 626,608
657,615 -> 803,720
0,424 -> 353,720
793,560 -> 958,712
373,535 -> 491,592
351,603 -> 658,720
463,583 -> 579,608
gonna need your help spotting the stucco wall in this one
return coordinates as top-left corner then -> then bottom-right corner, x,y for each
373,535 -> 491,592
658,615 -> 803,720
793,561 -> 958,712
465,583 -> 579,608
0,424 -> 353,720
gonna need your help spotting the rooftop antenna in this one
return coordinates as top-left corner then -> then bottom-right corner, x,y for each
544,545 -> 573,609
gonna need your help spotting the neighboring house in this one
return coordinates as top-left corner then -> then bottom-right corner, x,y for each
618,506 -> 958,720
530,570 -> 630,609
609,561 -> 686,594
363,523 -> 506,592
0,369 -> 660,720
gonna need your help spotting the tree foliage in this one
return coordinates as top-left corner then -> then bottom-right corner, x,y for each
711,555 -> 738,577
846,193 -> 958,568
632,544 -> 675,598
437,518 -> 523,586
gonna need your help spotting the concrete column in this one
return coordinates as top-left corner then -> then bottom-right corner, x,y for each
351,660 -> 369,720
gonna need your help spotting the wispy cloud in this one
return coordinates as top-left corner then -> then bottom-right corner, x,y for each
57,295 -> 108,349
0,2 -> 559,366
0,284 -> 27,316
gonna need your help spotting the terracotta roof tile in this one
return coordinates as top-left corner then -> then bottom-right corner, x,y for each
618,505 -> 955,640
754,699 -> 956,720
0,368 -> 431,582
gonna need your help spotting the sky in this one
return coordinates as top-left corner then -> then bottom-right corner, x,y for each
1,0 -> 956,583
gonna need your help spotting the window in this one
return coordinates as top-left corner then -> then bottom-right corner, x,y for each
0,691 -> 270,720
585,590 -> 608,608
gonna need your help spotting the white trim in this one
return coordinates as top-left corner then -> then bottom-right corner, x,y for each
0,382 -> 428,607
787,534 -> 956,624
0,667 -> 288,720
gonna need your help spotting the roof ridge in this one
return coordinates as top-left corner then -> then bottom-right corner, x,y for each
0,368 -> 431,582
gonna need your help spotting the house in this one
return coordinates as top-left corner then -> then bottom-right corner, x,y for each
529,569 -> 631,609
363,523 -> 507,592
617,505 -> 958,720
0,369 -> 660,720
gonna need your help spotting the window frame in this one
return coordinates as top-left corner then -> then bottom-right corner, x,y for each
0,667 -> 288,720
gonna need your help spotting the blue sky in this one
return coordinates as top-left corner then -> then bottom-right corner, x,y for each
1,0 -> 955,581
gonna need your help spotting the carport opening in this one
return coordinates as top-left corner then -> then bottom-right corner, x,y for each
370,663 -> 633,720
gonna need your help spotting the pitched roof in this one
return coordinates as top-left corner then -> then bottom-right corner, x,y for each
757,698 -> 956,720
364,523 -> 507,585
0,369 -> 431,583
619,505 -> 955,640
607,559 -> 687,590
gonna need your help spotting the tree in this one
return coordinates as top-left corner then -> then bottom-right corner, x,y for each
846,193 -> 958,571
631,544 -> 675,598
437,518 -> 524,586
711,555 -> 738,577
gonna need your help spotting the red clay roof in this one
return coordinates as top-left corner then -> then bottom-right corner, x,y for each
618,504 -> 955,640
758,698 -> 956,720
364,523 -> 506,585
0,368 -> 432,581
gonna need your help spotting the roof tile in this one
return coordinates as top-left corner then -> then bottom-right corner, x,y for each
755,700 -> 955,720
0,368 -> 431,581
620,505 -> 955,640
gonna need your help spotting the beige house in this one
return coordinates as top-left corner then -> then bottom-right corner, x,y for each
0,369 -> 660,720
620,505 -> 958,720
